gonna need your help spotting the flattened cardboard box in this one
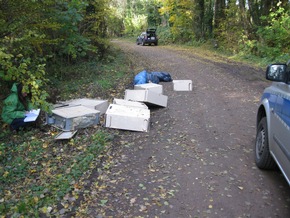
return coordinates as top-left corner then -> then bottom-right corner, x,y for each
113,98 -> 148,109
124,89 -> 168,107
105,104 -> 150,132
134,83 -> 163,94
54,130 -> 77,140
51,105 -> 100,131
173,80 -> 192,91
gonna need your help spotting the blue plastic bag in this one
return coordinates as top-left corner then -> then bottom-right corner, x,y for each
134,70 -> 148,85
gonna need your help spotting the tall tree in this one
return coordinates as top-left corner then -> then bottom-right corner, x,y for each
238,0 -> 251,36
158,0 -> 195,42
0,0 -> 116,110
214,0 -> 225,29
193,0 -> 205,40
146,0 -> 162,27
204,0 -> 214,38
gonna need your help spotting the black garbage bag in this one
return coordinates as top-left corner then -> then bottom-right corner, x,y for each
147,73 -> 160,84
151,72 -> 173,82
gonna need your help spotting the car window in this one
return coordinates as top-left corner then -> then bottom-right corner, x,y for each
287,65 -> 290,83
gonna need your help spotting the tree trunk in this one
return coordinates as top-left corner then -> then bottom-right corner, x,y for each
193,0 -> 205,40
206,0 -> 214,37
248,0 -> 261,26
214,0 -> 225,28
261,0 -> 272,16
238,0 -> 250,29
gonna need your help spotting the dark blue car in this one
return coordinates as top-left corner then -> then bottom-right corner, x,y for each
136,28 -> 158,46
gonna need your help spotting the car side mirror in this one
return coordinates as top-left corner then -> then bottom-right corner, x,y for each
266,64 -> 287,82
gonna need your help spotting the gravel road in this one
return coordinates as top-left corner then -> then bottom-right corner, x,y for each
83,39 -> 290,218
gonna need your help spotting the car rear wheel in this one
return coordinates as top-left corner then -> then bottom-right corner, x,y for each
255,117 -> 276,169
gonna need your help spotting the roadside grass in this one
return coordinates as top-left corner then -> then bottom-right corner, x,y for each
0,130 -> 111,216
0,46 -> 133,217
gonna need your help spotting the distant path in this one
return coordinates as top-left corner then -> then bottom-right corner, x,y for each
84,39 -> 290,217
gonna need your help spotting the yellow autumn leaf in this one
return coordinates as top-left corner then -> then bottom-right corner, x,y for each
34,196 -> 39,203
41,207 -> 48,213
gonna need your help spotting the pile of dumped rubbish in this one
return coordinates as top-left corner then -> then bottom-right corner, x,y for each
46,71 -> 192,139
134,70 -> 173,85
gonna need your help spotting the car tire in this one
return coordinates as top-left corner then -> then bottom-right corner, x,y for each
155,42 -> 158,46
255,117 -> 276,169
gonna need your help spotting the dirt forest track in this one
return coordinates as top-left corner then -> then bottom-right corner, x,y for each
82,39 -> 290,217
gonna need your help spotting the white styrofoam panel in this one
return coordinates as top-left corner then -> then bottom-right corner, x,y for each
124,90 -> 168,107
134,83 -> 163,94
62,98 -> 109,115
105,104 -> 150,132
54,130 -> 77,140
52,105 -> 99,118
113,98 -> 148,109
173,80 -> 192,91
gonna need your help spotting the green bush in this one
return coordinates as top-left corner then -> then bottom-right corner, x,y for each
255,5 -> 290,61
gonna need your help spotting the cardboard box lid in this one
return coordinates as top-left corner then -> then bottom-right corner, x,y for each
106,104 -> 150,118
134,83 -> 163,94
173,80 -> 192,83
113,98 -> 148,109
61,98 -> 109,115
52,105 -> 100,118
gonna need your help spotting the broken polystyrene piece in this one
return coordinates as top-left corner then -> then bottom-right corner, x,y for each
54,130 -> 78,140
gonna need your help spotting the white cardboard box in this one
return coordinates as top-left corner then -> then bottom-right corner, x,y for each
124,89 -> 168,107
62,98 -> 109,115
51,105 -> 100,131
105,104 -> 150,132
113,98 -> 148,109
134,83 -> 163,94
173,80 -> 192,91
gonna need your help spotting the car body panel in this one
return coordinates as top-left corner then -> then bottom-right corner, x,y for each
270,84 -> 290,184
257,63 -> 290,185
